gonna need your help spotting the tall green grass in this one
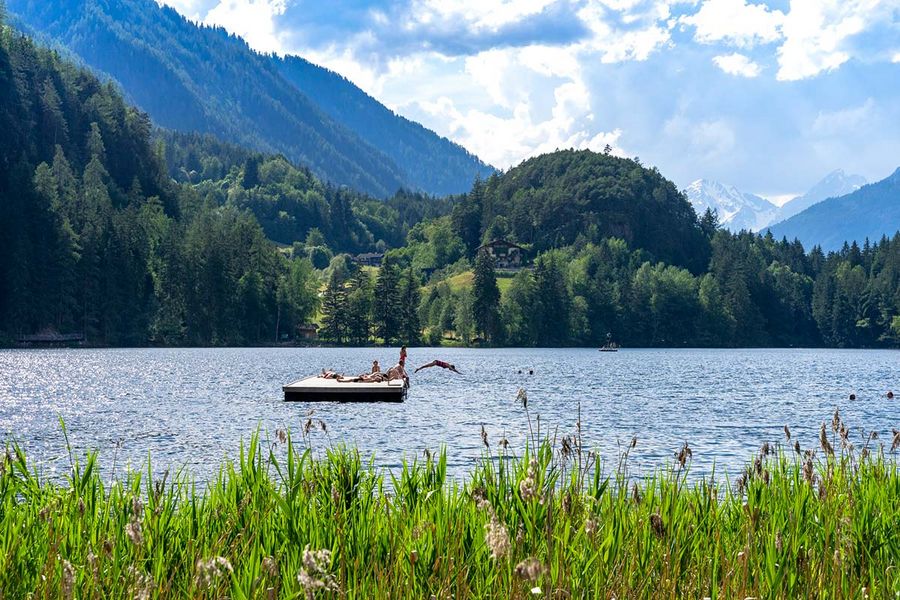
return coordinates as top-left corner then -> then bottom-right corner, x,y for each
1,411 -> 898,598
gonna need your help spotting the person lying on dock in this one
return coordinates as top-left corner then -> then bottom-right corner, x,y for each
414,360 -> 461,374
319,369 -> 342,379
339,372 -> 387,383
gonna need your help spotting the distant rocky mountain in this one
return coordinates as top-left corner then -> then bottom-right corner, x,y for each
685,179 -> 778,232
772,169 -> 867,224
7,0 -> 494,197
767,168 -> 900,251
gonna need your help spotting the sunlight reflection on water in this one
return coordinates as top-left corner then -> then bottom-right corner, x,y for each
0,347 -> 897,483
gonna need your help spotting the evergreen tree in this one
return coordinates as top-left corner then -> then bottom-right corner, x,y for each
346,268 -> 373,345
472,250 -> 501,343
373,258 -> 401,344
398,266 -> 421,345
319,271 -> 349,344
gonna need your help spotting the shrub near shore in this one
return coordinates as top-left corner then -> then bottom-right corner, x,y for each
1,411 -> 898,598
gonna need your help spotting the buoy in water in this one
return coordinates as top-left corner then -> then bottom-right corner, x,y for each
888,391 -> 895,399
849,393 -> 856,401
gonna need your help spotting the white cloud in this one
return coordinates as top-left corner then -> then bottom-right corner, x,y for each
577,2 -> 674,63
776,0 -> 898,81
203,0 -> 289,54
712,52 -> 762,77
406,0 -> 558,31
811,98 -> 877,137
894,51 -> 900,63
681,0 -> 784,48
664,115 -> 736,161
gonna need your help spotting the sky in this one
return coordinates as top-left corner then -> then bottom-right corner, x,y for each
157,0 -> 900,198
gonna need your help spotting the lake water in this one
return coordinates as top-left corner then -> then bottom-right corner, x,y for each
0,347 -> 897,484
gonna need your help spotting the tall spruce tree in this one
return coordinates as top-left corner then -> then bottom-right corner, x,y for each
398,266 -> 421,345
472,250 -> 501,343
346,268 -> 374,345
319,271 -> 349,344
373,258 -> 401,344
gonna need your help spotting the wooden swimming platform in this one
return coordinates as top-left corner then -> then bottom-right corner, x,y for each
282,376 -> 407,402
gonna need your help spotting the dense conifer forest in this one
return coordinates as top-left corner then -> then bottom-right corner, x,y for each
1,13 -> 899,349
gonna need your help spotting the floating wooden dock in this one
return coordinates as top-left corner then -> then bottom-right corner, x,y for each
282,376 -> 407,402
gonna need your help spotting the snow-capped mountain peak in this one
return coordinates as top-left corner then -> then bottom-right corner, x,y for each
685,179 -> 778,232
773,169 -> 867,224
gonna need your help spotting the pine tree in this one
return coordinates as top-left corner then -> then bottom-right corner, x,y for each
398,266 -> 421,345
320,271 -> 349,344
373,259 -> 401,344
346,268 -> 373,345
472,250 -> 501,342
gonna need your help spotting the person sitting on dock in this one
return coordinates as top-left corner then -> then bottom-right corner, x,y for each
414,360 -> 460,374
371,360 -> 380,374
386,360 -> 410,387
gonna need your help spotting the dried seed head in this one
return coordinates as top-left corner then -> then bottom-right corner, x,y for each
481,425 -> 489,449
794,440 -> 801,454
262,556 -> 278,577
649,513 -> 665,538
676,442 -> 692,468
125,519 -> 143,547
632,483 -> 642,505
832,408 -> 841,432
484,511 -> 511,559
892,429 -> 900,453
298,546 -> 338,594
195,556 -> 233,589
775,531 -> 783,553
630,436 -> 638,449
820,423 -> 834,455
127,566 -> 154,600
132,495 -> 144,519
514,558 -> 545,582
276,429 -> 287,444
783,425 -> 791,442
61,559 -> 75,600
584,517 -> 598,536
517,388 -> 528,409
519,459 -> 538,501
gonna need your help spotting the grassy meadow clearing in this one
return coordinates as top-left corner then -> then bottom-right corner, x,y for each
1,407 -> 898,599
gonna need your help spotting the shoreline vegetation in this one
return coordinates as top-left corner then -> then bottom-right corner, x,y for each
2,411 -> 898,598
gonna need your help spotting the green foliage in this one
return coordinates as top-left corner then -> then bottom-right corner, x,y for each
159,131 -> 454,254
450,150 -> 711,272
472,251 -> 501,343
0,30 -> 316,346
1,415 -> 898,598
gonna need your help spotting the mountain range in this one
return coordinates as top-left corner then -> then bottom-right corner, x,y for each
686,169 -> 868,234
6,0 -> 494,198
767,168 -> 900,251
685,179 -> 778,232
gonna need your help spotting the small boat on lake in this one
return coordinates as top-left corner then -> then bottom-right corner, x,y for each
283,376 -> 407,402
599,333 -> 620,352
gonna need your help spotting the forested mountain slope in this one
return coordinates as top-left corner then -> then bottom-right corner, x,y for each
274,56 -> 494,197
768,168 -> 900,251
159,130 -> 454,253
0,21 -> 319,345
7,0 -> 493,197
451,150 -> 711,273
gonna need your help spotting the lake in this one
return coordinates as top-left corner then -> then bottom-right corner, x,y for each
0,347 -> 897,484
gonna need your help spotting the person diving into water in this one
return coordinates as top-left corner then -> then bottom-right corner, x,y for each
414,360 -> 461,374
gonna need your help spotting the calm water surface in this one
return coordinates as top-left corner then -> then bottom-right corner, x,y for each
0,348 -> 897,482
